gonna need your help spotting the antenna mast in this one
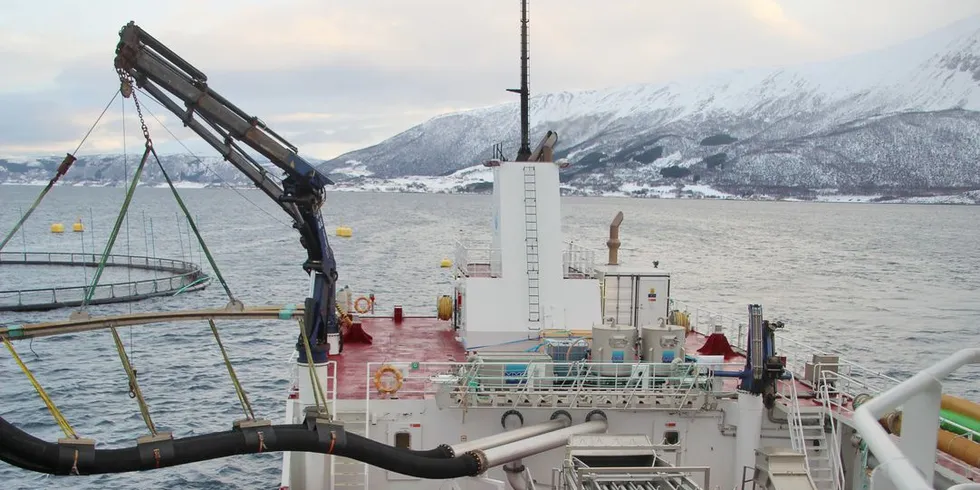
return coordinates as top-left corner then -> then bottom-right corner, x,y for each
507,0 -> 532,161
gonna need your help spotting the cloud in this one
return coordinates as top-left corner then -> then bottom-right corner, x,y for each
2,0 -> 980,160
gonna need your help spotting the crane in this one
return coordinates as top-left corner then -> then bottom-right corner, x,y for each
113,21 -> 338,362
0,11 -> 555,479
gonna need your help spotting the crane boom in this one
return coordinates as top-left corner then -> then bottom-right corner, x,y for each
113,21 -> 338,361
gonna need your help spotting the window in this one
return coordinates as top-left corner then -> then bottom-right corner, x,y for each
663,430 -> 679,445
394,431 -> 411,449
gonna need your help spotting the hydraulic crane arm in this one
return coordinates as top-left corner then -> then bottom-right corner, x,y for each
113,21 -> 338,361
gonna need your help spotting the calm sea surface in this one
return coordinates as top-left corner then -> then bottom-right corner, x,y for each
1,186 -> 978,489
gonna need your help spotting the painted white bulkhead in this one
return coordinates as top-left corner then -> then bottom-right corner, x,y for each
311,398 -> 825,490
457,161 -> 600,348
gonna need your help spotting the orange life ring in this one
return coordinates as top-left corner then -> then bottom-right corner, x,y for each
374,365 -> 403,394
354,296 -> 372,314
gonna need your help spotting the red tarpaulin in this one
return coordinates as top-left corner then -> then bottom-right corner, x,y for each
697,333 -> 737,359
342,320 -> 373,344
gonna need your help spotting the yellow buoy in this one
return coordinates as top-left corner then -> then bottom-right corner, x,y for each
72,219 -> 84,232
439,258 -> 452,268
50,223 -> 65,233
335,226 -> 353,238
437,295 -> 453,321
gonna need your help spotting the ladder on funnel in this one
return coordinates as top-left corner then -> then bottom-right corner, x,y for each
523,166 -> 541,324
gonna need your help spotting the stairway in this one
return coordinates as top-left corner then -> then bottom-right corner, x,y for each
331,411 -> 368,489
523,166 -> 540,325
781,375 -> 842,490
789,408 -> 840,490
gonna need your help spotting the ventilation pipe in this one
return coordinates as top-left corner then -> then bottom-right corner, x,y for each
606,212 -> 624,265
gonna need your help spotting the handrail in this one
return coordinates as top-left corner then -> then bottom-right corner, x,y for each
819,370 -> 845,490
364,360 -> 722,408
454,239 -> 502,277
669,298 -> 903,397
853,348 -> 980,490
562,241 -> 597,278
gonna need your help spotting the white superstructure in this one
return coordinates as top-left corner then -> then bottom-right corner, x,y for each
279,141 -> 980,490
453,155 -> 601,348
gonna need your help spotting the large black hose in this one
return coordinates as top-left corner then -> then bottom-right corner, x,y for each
0,416 -> 478,479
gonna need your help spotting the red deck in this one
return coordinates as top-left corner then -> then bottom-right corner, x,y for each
324,316 -> 827,408
320,318 -> 976,481
331,316 -> 465,399
684,330 -> 826,407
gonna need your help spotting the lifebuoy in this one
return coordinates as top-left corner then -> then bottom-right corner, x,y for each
374,365 -> 403,395
354,296 -> 372,314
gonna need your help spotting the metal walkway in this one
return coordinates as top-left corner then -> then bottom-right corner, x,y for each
0,251 -> 210,312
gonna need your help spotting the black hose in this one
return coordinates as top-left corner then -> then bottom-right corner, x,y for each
0,416 -> 477,478
405,444 -> 455,459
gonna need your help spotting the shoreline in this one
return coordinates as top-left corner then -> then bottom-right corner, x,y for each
2,181 -> 978,205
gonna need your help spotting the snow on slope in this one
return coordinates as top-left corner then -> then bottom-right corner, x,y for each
321,15 -> 980,195
332,164 -> 493,193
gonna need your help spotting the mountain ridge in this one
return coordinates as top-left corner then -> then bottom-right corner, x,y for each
318,14 -> 980,195
4,15 -> 980,200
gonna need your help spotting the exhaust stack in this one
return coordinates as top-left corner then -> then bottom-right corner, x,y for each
606,211 -> 624,265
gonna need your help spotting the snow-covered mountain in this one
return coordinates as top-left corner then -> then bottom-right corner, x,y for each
321,15 -> 980,196
0,153 -> 272,188
5,16 -> 980,201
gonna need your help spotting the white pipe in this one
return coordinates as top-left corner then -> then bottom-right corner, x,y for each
504,460 -> 535,490
734,392 -> 764,485
451,418 -> 570,455
853,348 -> 980,490
480,420 -> 608,468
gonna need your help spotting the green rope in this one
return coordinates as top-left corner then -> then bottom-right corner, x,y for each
82,147 -> 151,305
110,326 -> 157,435
0,185 -> 54,252
172,276 -> 211,296
297,318 -> 329,415
147,146 -> 236,303
0,90 -> 120,252
208,319 -> 255,420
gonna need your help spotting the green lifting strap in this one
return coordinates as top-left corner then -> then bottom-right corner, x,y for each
83,147 -> 152,306
0,155 -> 75,252
147,145 -> 236,304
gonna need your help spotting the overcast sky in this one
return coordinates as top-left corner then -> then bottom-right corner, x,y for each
2,0 -> 979,161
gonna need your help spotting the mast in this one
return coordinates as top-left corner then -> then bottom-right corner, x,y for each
507,0 -> 532,161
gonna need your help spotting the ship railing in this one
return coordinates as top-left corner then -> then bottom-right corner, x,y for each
364,360 -> 729,410
562,241 -> 597,278
816,368 -> 980,483
454,239 -> 502,278
669,298 -> 748,349
778,372 -> 810,456
556,461 -> 710,490
818,370 -> 846,490
669,298 -> 904,400
852,348 -> 980,490
285,353 -> 338,411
